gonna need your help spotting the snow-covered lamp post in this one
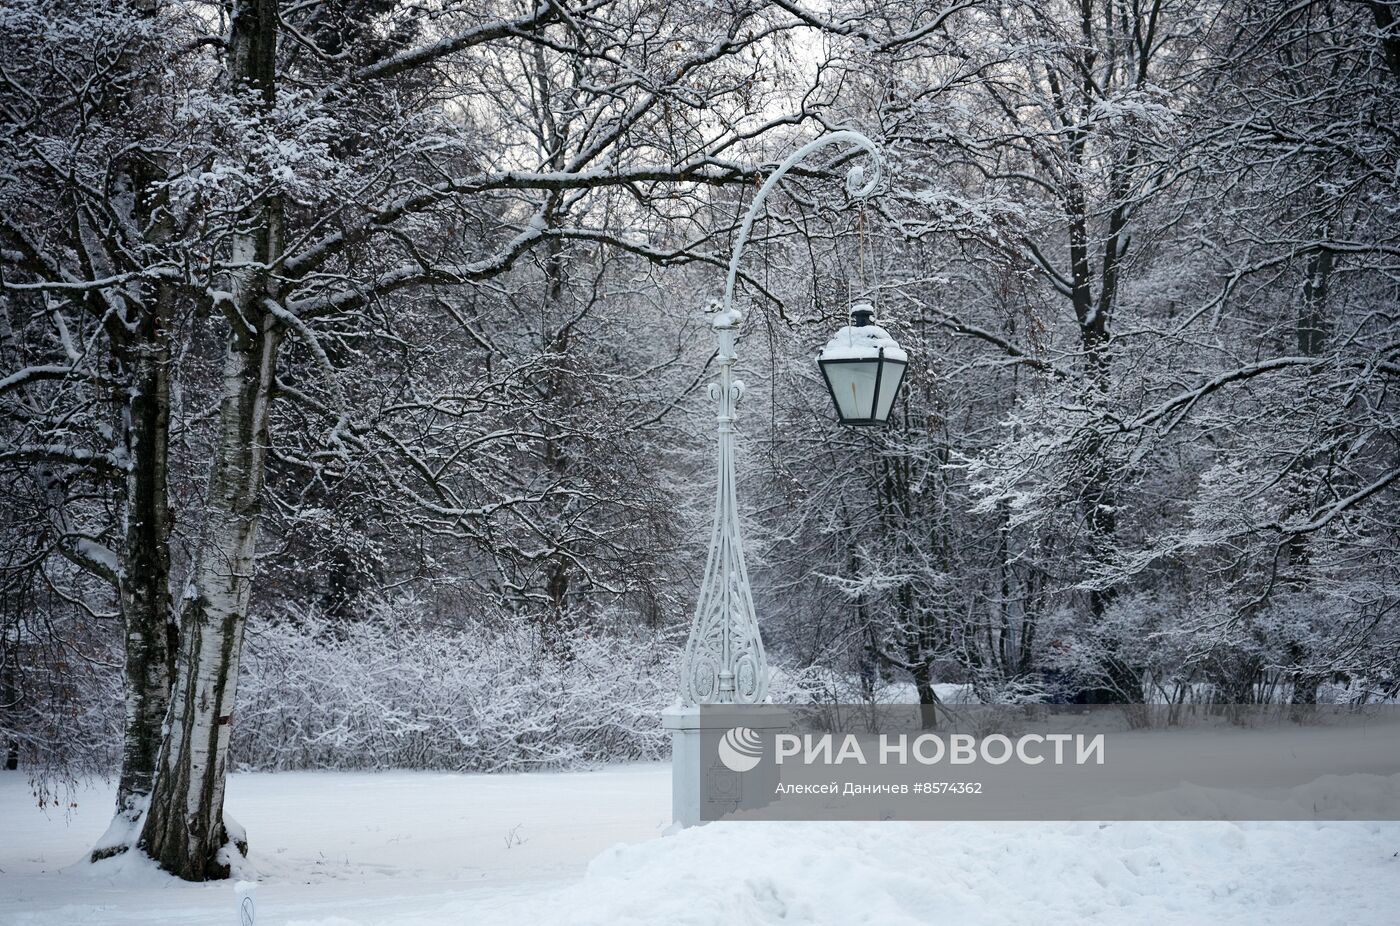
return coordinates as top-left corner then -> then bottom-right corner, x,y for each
664,130 -> 905,827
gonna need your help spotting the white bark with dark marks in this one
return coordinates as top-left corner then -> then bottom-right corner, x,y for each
137,0 -> 282,881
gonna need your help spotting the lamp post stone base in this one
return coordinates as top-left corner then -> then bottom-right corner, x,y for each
662,704 -> 707,830
663,703 -> 789,830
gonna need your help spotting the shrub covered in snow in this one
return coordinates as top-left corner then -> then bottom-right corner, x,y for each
232,602 -> 679,772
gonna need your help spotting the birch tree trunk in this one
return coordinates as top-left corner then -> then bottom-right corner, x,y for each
138,0 -> 281,880
98,8 -> 180,853
138,316 -> 280,879
98,288 -> 176,856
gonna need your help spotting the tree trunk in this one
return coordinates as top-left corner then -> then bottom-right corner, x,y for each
95,296 -> 176,858
910,659 -> 940,729
1285,239 -> 1334,712
138,315 -> 281,880
1366,2 -> 1400,82
96,34 -> 180,851
1064,152 -> 1142,705
138,0 -> 281,880
3,654 -> 17,769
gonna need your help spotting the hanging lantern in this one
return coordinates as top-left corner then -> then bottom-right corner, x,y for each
817,303 -> 908,425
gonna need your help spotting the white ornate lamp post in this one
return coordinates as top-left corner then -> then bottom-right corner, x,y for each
665,130 -> 906,827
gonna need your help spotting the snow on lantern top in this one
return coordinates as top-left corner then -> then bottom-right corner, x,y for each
817,303 -> 908,363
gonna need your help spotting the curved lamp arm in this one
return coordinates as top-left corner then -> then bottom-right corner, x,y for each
716,129 -> 882,328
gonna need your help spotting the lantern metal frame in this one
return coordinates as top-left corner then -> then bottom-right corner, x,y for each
816,347 -> 909,427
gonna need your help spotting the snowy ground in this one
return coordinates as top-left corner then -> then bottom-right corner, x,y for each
2,765 -> 1398,925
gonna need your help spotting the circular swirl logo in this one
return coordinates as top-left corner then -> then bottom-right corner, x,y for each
717,726 -> 763,772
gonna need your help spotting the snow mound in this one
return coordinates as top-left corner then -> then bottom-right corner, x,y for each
419,819 -> 1400,926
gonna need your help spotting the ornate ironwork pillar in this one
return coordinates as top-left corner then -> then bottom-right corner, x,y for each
680,318 -> 767,704
676,130 -> 882,710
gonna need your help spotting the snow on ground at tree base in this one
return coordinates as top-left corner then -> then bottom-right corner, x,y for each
2,766 -> 1397,926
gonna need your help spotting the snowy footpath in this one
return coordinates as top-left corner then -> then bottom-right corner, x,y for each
2,765 -> 1398,925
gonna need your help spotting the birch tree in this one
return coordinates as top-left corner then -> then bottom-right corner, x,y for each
0,0 -> 200,841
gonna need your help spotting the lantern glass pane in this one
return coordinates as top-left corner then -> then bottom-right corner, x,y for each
873,361 -> 907,422
822,360 -> 879,421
